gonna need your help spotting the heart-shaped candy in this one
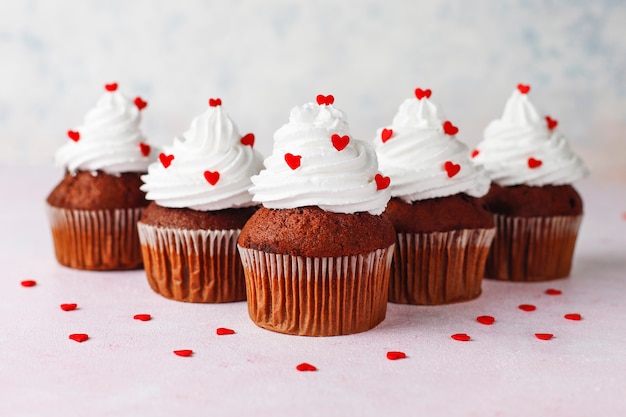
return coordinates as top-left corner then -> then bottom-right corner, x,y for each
284,153 -> 302,170
545,115 -> 558,130
159,153 -> 174,168
209,98 -> 222,107
296,363 -> 317,372
443,121 -> 459,136
528,157 -> 542,169
134,96 -> 148,110
381,128 -> 393,143
476,315 -> 495,325
517,84 -> 530,94
386,351 -> 407,360
451,333 -> 471,342
105,82 -> 118,92
444,161 -> 461,178
316,94 -> 334,105
139,142 -> 151,157
240,133 -> 255,147
216,327 -> 235,335
375,173 -> 390,190
134,314 -> 151,321
414,88 -> 432,100
204,170 -> 220,185
173,349 -> 193,357
69,333 -> 89,343
61,303 -> 78,311
535,333 -> 553,341
331,134 -> 350,151
67,130 -> 80,142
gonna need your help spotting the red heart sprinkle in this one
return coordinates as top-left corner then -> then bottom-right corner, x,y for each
545,288 -> 562,296
241,133 -> 255,147
134,314 -> 151,321
444,161 -> 461,178
386,351 -> 407,360
296,363 -> 317,372
331,134 -> 350,151
159,153 -> 174,168
204,170 -> 220,185
518,304 -> 536,312
471,149 -> 479,158
375,173 -> 390,190
414,88 -> 432,100
564,313 -> 582,321
216,327 -> 235,335
285,153 -> 302,170
451,333 -> 471,342
381,128 -> 393,143
545,115 -> 558,130
208,98 -> 222,107
21,280 -> 37,287
316,94 -> 334,105
67,130 -> 80,142
535,333 -> 553,340
139,142 -> 151,157
60,303 -> 77,311
134,96 -> 148,110
104,82 -> 118,92
69,333 -> 89,343
517,84 -> 530,94
443,121 -> 459,136
476,315 -> 495,325
173,349 -> 193,357
528,157 -> 542,169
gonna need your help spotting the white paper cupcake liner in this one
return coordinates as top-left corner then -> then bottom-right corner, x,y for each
237,245 -> 394,336
389,228 -> 495,305
138,223 -> 245,303
46,204 -> 144,270
485,214 -> 582,281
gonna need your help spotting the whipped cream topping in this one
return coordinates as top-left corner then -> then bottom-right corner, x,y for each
140,103 -> 264,211
473,88 -> 588,186
55,88 -> 154,174
250,101 -> 391,215
374,96 -> 491,202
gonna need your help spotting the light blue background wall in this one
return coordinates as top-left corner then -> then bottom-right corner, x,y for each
1,0 -> 625,181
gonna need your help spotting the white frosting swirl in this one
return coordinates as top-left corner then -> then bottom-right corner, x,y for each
55,90 -> 154,174
140,104 -> 264,211
473,89 -> 588,186
250,102 -> 391,215
374,97 -> 490,202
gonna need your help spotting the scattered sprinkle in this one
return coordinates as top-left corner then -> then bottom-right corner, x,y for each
545,288 -> 562,296
444,161 -> 461,178
518,304 -> 536,312
528,157 -> 542,169
316,94 -> 334,106
331,134 -> 350,151
159,153 -> 174,168
67,130 -> 80,142
241,133 -> 255,147
134,96 -> 148,110
216,327 -> 235,335
60,303 -> 77,311
139,142 -> 151,157
442,120 -> 459,136
471,149 -> 479,158
545,115 -> 558,130
564,313 -> 582,321
451,333 -> 471,342
476,315 -> 495,325
133,314 -> 151,321
21,280 -> 37,287
386,351 -> 407,360
535,333 -> 554,341
104,82 -> 118,92
381,128 -> 393,143
173,349 -> 193,357
208,98 -> 222,107
517,84 -> 530,94
414,88 -> 432,100
296,363 -> 317,372
203,170 -> 220,185
69,333 -> 89,343
284,153 -> 302,170
375,173 -> 391,190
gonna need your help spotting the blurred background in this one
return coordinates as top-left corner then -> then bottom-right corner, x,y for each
1,0 -> 624,182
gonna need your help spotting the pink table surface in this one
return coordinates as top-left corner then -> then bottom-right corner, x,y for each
1,166 -> 626,417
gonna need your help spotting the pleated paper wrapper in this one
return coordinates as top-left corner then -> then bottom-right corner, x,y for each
138,223 -> 246,303
485,214 -> 582,282
388,228 -> 495,305
47,204 -> 144,270
237,245 -> 394,336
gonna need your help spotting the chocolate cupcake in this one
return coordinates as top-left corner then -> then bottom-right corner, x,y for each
374,88 -> 495,305
46,82 -> 154,270
138,98 -> 263,303
472,84 -> 588,281
238,95 -> 395,336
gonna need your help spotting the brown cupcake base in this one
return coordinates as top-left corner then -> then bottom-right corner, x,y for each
47,204 -> 144,270
238,245 -> 394,336
485,214 -> 582,282
388,228 -> 495,305
138,223 -> 246,303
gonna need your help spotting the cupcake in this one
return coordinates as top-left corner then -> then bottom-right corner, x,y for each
138,98 -> 264,303
46,82 -> 154,270
472,84 -> 588,281
238,94 -> 395,336
374,88 -> 495,305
